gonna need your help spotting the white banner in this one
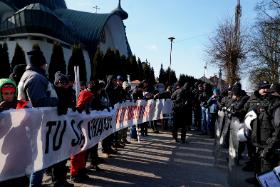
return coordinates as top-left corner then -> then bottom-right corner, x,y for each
0,99 -> 173,182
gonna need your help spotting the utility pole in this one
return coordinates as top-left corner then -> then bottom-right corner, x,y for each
235,0 -> 241,40
168,37 -> 175,85
218,67 -> 222,91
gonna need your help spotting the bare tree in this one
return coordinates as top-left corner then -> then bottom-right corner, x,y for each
207,19 -> 247,85
256,0 -> 280,20
249,22 -> 280,85
248,0 -> 280,86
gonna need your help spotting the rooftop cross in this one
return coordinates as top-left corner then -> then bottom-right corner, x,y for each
93,5 -> 100,13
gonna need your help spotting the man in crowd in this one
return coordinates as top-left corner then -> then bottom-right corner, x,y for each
199,83 -> 212,135
18,47 -> 73,187
171,82 -> 193,143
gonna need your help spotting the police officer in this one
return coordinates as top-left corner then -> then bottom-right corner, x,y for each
230,84 -> 250,162
259,83 -> 280,173
244,81 -> 271,184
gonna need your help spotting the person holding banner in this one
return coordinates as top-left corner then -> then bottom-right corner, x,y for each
70,81 -> 94,182
17,47 -> 73,187
88,81 -> 106,171
52,72 -> 75,187
104,75 -> 124,151
0,78 -> 30,186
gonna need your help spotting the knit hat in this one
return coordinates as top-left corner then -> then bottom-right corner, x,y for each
270,83 -> 280,94
9,64 -> 27,84
54,71 -> 69,86
258,80 -> 270,90
27,49 -> 46,67
0,79 -> 17,102
12,64 -> 26,75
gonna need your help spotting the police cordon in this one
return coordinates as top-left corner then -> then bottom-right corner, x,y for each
0,99 -> 173,182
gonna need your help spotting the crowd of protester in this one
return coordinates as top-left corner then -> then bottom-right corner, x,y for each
0,48 -> 173,187
0,47 -> 279,186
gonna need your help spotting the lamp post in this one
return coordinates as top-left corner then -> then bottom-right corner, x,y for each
168,37 -> 175,85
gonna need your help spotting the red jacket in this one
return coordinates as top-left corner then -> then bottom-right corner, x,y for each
76,90 -> 94,110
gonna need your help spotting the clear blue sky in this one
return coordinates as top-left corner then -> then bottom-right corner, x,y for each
65,0 -> 258,89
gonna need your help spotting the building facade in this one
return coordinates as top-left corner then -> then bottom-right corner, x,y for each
0,0 -> 132,81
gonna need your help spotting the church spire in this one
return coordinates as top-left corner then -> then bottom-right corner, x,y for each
111,0 -> 128,20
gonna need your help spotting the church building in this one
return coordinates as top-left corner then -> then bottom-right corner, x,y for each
0,0 -> 132,80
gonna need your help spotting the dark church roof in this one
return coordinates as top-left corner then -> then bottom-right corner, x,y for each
55,9 -> 113,47
0,0 -> 114,47
1,0 -> 67,10
0,0 -> 131,55
0,3 -> 76,44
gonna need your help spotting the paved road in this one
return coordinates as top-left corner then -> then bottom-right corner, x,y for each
44,130 -> 231,187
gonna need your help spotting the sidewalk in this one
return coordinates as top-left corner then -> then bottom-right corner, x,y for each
44,130 -> 230,187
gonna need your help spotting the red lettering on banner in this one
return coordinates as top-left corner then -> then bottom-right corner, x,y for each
116,104 -> 156,124
143,104 -> 151,117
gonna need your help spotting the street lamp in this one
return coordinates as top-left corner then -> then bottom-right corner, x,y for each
168,37 -> 175,85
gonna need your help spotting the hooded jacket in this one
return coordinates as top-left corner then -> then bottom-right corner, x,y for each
17,65 -> 57,107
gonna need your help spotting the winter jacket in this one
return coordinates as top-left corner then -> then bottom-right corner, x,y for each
231,94 -> 250,120
77,89 -> 94,111
246,91 -> 274,148
171,83 -> 193,112
18,65 -> 57,107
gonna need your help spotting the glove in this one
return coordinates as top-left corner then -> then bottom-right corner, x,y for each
84,103 -> 91,114
76,107 -> 83,113
57,103 -> 68,116
85,108 -> 91,114
71,106 -> 77,112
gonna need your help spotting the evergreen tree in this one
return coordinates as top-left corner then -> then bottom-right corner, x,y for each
68,44 -> 87,82
178,74 -> 187,86
137,57 -> 144,80
103,48 -> 115,76
143,60 -> 151,81
158,64 -> 166,84
11,43 -> 26,71
129,55 -> 138,80
48,42 -> 66,82
92,47 -> 104,80
120,54 -> 128,78
113,49 -> 122,76
0,43 -> 11,78
170,69 -> 177,85
149,67 -> 156,85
